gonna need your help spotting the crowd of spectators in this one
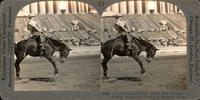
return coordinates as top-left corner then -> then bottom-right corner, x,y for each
70,20 -> 99,46
128,20 -> 186,47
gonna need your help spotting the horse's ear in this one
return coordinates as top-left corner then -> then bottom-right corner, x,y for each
156,48 -> 159,51
69,48 -> 72,51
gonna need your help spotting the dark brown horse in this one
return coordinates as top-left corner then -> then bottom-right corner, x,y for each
101,35 -> 158,79
14,36 -> 71,79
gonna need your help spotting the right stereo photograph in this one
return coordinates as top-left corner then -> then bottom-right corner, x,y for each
101,0 -> 187,91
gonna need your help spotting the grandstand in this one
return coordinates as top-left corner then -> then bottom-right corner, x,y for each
15,14 -> 102,46
14,0 -> 187,47
15,13 -> 186,47
102,14 -> 186,47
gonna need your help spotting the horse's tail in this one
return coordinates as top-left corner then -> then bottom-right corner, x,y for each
100,42 -> 103,45
14,42 -> 17,54
100,42 -> 103,53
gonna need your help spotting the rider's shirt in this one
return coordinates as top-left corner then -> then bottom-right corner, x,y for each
27,17 -> 46,42
114,17 -> 130,34
27,17 -> 42,33
116,18 -> 126,27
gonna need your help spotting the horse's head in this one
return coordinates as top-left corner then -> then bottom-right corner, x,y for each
59,46 -> 72,63
146,45 -> 158,63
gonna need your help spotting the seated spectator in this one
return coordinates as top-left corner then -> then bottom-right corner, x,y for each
104,28 -> 108,32
71,20 -> 80,31
160,25 -> 168,31
92,29 -> 97,34
131,27 -> 136,32
148,28 -> 156,32
160,20 -> 168,31
87,29 -> 96,35
72,24 -> 79,31
180,28 -> 185,34
137,29 -> 143,33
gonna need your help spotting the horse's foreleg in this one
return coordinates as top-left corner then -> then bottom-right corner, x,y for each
15,56 -> 25,79
102,57 -> 111,79
133,56 -> 145,74
46,57 -> 58,75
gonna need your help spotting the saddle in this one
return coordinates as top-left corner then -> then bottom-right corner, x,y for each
117,35 -> 131,49
30,35 -> 46,54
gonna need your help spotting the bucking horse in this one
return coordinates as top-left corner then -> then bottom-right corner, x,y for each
14,36 -> 72,79
101,35 -> 158,79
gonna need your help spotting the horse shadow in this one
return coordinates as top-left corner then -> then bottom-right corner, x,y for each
103,76 -> 142,83
117,77 -> 142,82
29,77 -> 55,82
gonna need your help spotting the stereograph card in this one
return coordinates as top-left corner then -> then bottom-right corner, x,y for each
0,0 -> 200,100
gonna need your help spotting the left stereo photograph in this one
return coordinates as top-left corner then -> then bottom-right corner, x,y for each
14,1 -> 102,91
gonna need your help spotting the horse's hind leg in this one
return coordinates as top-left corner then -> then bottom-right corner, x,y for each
102,57 -> 111,79
46,57 -> 58,75
15,56 -> 25,79
133,55 -> 145,74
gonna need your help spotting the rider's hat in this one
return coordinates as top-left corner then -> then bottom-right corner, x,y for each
114,13 -> 122,18
28,15 -> 32,19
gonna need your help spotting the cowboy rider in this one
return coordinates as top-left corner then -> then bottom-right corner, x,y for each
27,16 -> 46,51
114,14 -> 133,49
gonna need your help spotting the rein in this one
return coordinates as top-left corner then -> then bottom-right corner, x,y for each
24,39 -> 31,57
43,35 -> 65,63
40,32 -> 59,51
43,35 -> 65,62
132,37 -> 146,51
111,39 -> 117,56
45,36 -> 59,51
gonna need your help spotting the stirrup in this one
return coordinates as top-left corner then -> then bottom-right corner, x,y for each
127,43 -> 133,49
128,46 -> 133,50
41,47 -> 45,50
40,49 -> 45,56
126,42 -> 131,46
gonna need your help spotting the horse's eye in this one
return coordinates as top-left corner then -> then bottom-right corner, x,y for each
149,50 -> 153,54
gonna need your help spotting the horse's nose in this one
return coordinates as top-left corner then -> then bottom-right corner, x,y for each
59,58 -> 65,63
146,57 -> 152,63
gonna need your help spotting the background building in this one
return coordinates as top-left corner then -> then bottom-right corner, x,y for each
15,1 -> 186,47
17,1 -> 183,16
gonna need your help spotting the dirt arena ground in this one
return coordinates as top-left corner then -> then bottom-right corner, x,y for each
14,53 -> 101,91
101,55 -> 187,91
14,46 -> 187,91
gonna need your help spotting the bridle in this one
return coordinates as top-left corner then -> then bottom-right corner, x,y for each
132,36 -> 146,51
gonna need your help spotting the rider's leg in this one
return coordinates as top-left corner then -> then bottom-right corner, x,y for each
126,32 -> 133,49
39,34 -> 45,50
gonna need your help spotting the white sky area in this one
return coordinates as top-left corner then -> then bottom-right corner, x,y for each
59,1 -> 67,10
148,1 -> 157,10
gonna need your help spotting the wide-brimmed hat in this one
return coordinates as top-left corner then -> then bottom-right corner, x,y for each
28,15 -> 33,19
114,13 -> 122,18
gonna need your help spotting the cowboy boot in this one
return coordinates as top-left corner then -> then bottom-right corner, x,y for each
127,42 -> 133,50
126,34 -> 133,50
39,43 -> 45,55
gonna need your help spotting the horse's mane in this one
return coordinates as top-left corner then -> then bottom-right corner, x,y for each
16,37 -> 68,49
16,39 -> 30,46
46,37 -> 67,49
17,39 -> 29,44
105,35 -> 154,48
133,36 -> 154,48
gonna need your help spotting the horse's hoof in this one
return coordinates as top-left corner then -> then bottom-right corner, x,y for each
55,74 -> 59,77
54,70 -> 59,75
141,70 -> 145,74
102,76 -> 109,80
16,75 -> 21,80
16,77 -> 21,80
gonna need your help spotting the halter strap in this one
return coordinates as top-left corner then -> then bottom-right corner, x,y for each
40,32 -> 60,51
24,39 -> 31,57
111,39 -> 117,56
132,36 -> 146,51
45,36 -> 59,51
